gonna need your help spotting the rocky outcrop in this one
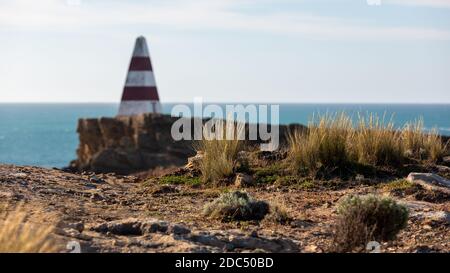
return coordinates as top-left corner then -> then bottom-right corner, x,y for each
72,114 -> 195,174
71,113 -> 304,174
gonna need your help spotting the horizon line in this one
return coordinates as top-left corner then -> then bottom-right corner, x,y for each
1,101 -> 450,105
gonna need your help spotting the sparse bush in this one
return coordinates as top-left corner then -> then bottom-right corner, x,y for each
0,205 -> 58,253
196,120 -> 245,183
332,194 -> 408,252
203,191 -> 269,222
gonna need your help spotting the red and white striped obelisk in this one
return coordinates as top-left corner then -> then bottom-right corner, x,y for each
118,36 -> 161,116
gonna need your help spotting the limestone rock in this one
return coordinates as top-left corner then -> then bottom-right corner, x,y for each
406,172 -> 450,194
184,151 -> 204,172
90,218 -> 168,235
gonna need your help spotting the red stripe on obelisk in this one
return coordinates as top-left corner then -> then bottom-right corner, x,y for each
129,57 -> 153,71
121,86 -> 160,100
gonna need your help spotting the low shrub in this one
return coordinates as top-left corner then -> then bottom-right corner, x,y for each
203,191 -> 269,222
332,194 -> 408,252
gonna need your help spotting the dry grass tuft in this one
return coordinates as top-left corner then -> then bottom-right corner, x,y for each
288,113 -> 353,176
352,113 -> 403,166
265,199 -> 292,225
196,119 -> 245,183
0,204 -> 59,253
402,118 -> 446,163
288,112 -> 447,176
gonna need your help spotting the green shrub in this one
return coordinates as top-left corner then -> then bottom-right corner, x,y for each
203,191 -> 269,222
333,194 -> 408,252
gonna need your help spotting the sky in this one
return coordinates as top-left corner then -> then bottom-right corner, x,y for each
0,0 -> 450,103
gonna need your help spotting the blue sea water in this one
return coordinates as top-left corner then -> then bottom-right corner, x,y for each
0,103 -> 449,168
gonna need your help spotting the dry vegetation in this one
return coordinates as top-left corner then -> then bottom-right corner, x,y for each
332,194 -> 409,252
203,191 -> 269,222
195,119 -> 245,183
288,112 -> 447,176
0,205 -> 59,253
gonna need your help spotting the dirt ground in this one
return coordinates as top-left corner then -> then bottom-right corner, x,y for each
0,164 -> 448,253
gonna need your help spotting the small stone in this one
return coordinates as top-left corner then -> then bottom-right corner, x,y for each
170,224 -> 191,235
234,173 -> 254,188
12,172 -> 27,178
90,192 -> 104,201
67,222 -> 85,233
89,175 -> 105,184
290,219 -> 314,229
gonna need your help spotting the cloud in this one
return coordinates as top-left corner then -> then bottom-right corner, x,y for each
1,0 -> 450,40
385,0 -> 450,8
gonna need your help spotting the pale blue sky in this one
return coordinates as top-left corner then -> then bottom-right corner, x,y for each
1,0 -> 450,103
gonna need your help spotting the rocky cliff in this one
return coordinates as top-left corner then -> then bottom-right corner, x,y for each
72,113 -> 303,174
72,114 -> 194,174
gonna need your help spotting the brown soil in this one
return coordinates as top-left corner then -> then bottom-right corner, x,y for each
0,164 -> 448,253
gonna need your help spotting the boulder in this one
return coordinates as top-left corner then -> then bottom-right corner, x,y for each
406,173 -> 450,194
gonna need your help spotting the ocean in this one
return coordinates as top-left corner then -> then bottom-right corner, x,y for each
0,103 -> 449,168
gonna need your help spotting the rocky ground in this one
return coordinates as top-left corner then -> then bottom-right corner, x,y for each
0,158 -> 449,253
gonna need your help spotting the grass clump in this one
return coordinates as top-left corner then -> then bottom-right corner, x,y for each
196,120 -> 245,183
159,175 -> 201,186
289,112 -> 448,177
352,113 -> 403,166
288,113 -> 353,176
402,119 -> 446,163
332,194 -> 408,252
203,191 -> 269,222
0,205 -> 59,253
